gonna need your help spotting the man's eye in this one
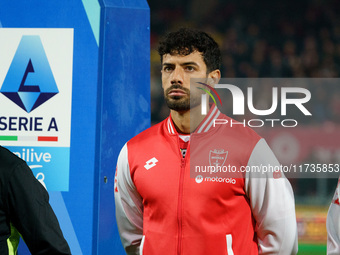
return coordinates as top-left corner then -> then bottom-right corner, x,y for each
186,66 -> 195,71
163,66 -> 173,72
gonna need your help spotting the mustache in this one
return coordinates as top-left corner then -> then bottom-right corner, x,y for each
165,84 -> 190,95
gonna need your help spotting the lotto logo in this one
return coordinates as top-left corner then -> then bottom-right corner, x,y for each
144,157 -> 158,170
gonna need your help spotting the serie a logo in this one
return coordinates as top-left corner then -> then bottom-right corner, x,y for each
0,35 -> 59,113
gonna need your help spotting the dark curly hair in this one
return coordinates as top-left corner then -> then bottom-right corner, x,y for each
158,27 -> 222,73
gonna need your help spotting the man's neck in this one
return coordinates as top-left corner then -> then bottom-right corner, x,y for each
170,105 -> 209,134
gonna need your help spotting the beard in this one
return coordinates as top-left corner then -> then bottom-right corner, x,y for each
164,84 -> 201,112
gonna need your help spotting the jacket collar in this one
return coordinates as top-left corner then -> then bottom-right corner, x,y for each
166,104 -> 221,135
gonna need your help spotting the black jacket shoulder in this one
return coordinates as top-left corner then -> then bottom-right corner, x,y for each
0,146 -> 26,178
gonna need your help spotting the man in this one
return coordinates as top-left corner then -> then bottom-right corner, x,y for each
0,145 -> 71,254
114,27 -> 298,254
327,177 -> 340,254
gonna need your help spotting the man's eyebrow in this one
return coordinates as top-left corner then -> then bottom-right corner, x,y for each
162,62 -> 199,66
181,62 -> 199,66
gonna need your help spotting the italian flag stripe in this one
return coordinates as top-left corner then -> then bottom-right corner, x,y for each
0,136 -> 58,142
0,136 -> 17,141
38,136 -> 58,142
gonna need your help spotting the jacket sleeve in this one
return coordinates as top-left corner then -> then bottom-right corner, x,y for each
244,138 -> 298,255
7,161 -> 71,255
327,178 -> 340,255
114,143 -> 143,255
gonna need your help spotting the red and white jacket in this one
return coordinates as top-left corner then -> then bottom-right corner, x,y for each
327,177 -> 340,254
114,105 -> 298,255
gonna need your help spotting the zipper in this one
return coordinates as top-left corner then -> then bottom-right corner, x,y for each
177,138 -> 189,255
177,157 -> 185,255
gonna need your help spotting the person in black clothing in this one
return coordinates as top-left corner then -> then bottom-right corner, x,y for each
0,145 -> 71,255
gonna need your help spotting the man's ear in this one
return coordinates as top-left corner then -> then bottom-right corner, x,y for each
208,69 -> 221,86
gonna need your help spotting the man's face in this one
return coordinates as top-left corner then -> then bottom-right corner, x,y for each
161,51 -> 209,112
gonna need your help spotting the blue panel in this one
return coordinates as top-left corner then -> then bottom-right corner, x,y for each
0,1 -> 99,254
96,1 -> 150,255
0,0 -> 149,254
101,0 -> 149,9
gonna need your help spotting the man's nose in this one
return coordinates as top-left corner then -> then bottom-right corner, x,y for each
171,67 -> 184,85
